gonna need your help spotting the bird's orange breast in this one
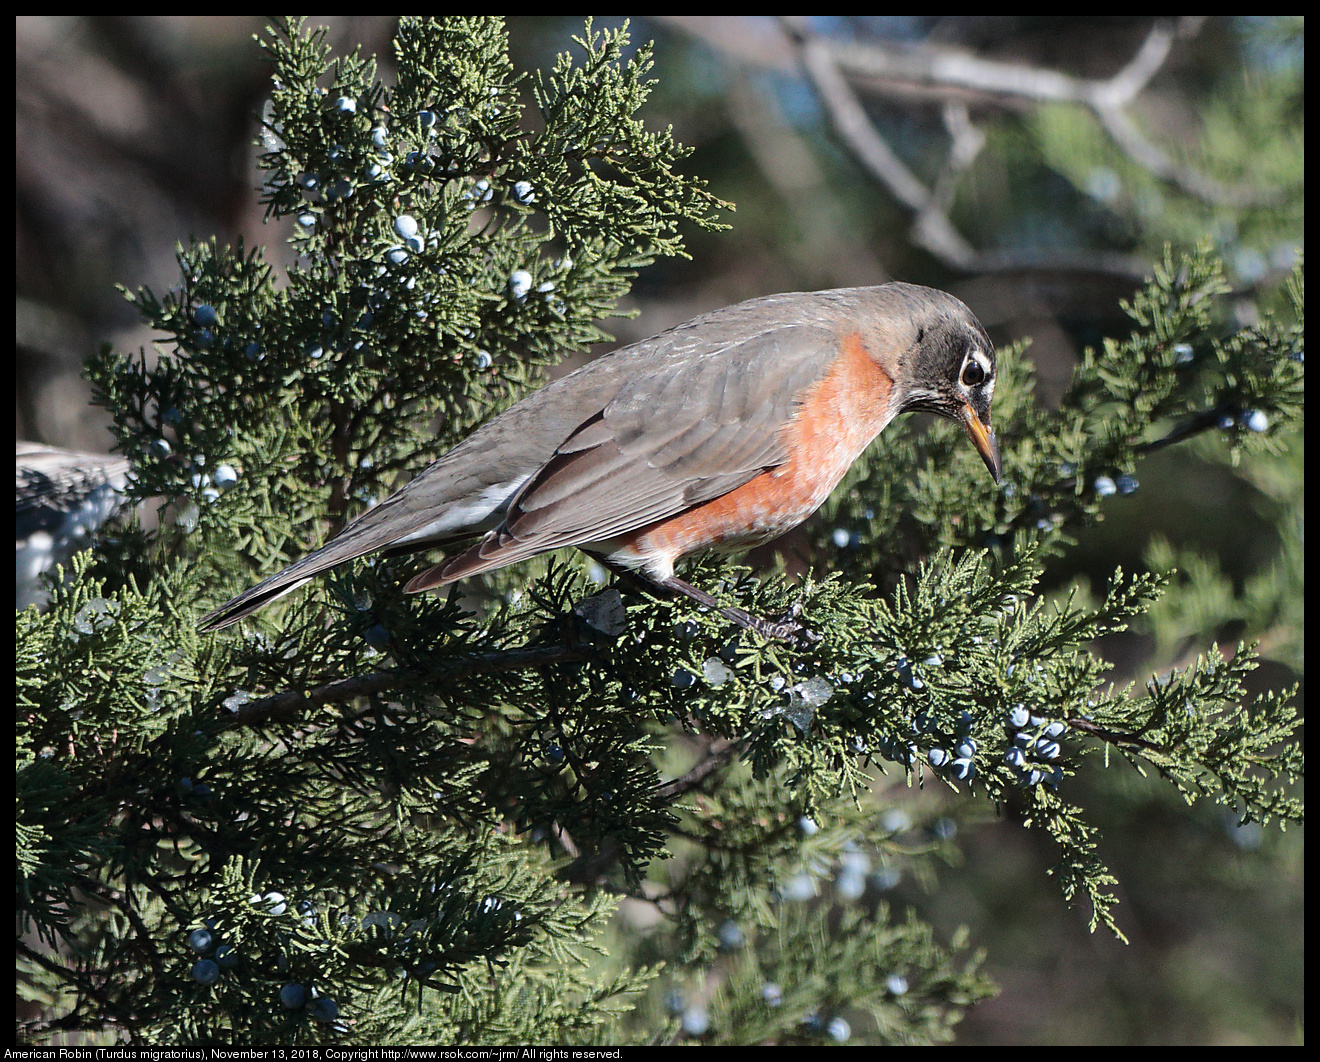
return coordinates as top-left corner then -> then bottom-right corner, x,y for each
612,331 -> 896,576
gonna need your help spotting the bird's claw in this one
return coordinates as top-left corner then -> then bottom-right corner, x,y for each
750,602 -> 822,648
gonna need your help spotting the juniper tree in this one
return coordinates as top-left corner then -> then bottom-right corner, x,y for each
17,16 -> 1303,1046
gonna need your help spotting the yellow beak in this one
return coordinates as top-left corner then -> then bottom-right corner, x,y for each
960,402 -> 1002,483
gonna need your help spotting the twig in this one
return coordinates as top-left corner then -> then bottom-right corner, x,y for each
221,643 -> 589,729
655,737 -> 747,801
17,938 -> 140,1034
1135,402 -> 1240,456
1066,715 -> 1166,755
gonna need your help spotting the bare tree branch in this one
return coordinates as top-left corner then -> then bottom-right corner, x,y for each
725,74 -> 888,286
792,17 -> 1278,207
785,19 -> 1148,279
661,17 -> 1279,281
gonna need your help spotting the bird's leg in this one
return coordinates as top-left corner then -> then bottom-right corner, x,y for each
660,574 -> 821,647
596,559 -> 820,647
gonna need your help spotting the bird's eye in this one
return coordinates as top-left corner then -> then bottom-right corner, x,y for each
961,353 -> 989,388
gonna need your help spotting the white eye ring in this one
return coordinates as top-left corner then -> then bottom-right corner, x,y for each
960,348 -> 993,389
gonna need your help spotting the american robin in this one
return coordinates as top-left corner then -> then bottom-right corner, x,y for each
198,283 -> 1000,640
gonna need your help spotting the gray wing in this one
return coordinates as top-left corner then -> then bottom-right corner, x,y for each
199,296 -> 850,628
432,322 -> 837,581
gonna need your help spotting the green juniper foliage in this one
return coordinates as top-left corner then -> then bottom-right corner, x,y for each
18,16 -> 1302,1046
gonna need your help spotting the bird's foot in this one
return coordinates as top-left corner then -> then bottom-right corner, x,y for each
620,569 -> 823,648
747,601 -> 822,648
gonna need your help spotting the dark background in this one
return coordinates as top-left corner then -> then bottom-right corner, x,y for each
15,16 -> 1303,1044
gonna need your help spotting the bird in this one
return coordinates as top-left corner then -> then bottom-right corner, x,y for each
197,283 -> 1001,641
16,442 -> 132,610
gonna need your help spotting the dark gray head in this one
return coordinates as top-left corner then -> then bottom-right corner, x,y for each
861,283 -> 1001,481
